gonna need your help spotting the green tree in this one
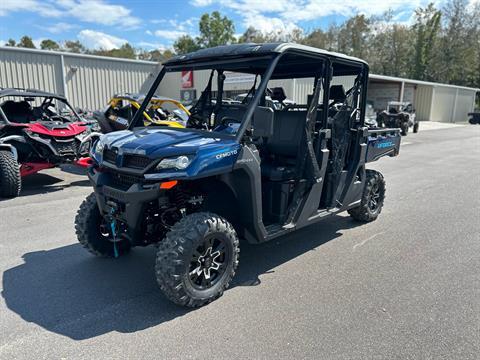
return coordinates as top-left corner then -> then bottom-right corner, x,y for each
138,49 -> 175,62
436,0 -> 479,87
173,35 -> 200,54
17,36 -> 36,49
92,43 -> 136,59
411,3 -> 441,80
5,39 -> 16,46
197,11 -> 236,48
64,40 -> 86,53
337,15 -> 371,59
238,26 -> 266,43
40,39 -> 60,51
368,12 -> 412,77
301,25 -> 340,51
302,29 -> 329,49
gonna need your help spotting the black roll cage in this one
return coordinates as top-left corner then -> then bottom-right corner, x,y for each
129,49 -> 369,143
0,94 -> 81,124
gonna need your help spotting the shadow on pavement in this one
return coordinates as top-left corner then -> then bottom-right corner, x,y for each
20,172 -> 89,197
0,166 -> 89,201
2,215 -> 357,340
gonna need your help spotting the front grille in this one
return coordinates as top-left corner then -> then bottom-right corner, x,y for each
51,138 -> 78,155
123,154 -> 151,169
107,171 -> 143,190
103,148 -> 117,164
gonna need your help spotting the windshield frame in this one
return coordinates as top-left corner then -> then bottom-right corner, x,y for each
129,54 -> 282,142
130,49 -> 368,140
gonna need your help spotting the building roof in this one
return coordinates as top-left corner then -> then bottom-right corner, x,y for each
0,45 -> 158,65
164,42 -> 368,67
370,74 -> 480,92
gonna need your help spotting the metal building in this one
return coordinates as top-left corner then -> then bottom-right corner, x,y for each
368,75 -> 479,123
1,46 -> 478,122
0,46 -> 159,110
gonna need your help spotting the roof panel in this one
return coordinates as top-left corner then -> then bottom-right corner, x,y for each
164,42 -> 368,67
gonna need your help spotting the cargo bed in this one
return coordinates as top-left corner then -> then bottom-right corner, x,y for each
365,128 -> 401,163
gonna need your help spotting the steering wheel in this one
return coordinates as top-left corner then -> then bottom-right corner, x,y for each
187,113 -> 209,130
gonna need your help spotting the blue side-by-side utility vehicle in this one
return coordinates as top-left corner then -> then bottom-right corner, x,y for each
75,43 -> 401,307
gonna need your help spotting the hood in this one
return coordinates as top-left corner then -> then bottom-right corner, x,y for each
101,128 -> 238,158
28,121 -> 87,137
97,128 -> 241,179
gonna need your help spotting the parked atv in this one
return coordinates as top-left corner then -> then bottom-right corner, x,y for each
364,100 -> 378,128
91,94 -> 188,134
75,43 -> 401,307
468,111 -> 480,124
378,101 -> 419,135
0,88 -> 93,197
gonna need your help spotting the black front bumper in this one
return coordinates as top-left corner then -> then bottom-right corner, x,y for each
88,167 -> 164,237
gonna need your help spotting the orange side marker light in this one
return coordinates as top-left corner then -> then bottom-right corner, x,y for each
160,180 -> 178,189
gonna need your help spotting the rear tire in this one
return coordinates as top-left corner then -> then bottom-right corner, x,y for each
155,212 -> 239,307
75,193 -> 131,257
348,170 -> 385,222
0,150 -> 21,198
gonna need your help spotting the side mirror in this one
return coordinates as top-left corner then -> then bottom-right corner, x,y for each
252,106 -> 274,138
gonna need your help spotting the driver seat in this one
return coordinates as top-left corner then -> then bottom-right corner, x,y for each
1,101 -> 34,123
270,87 -> 287,103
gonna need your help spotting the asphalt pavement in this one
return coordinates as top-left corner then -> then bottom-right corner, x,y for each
0,123 -> 479,359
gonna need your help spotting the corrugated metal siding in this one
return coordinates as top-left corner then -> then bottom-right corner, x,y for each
431,86 -> 457,122
0,49 -> 61,93
367,83 -> 401,111
64,57 -> 156,109
414,85 -> 433,121
404,84 -> 415,104
0,47 -> 158,110
453,89 -> 475,122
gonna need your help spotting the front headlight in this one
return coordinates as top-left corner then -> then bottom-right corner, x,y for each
156,155 -> 192,170
94,138 -> 106,154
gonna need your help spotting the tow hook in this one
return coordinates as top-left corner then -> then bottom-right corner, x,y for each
106,201 -> 120,258
180,208 -> 186,217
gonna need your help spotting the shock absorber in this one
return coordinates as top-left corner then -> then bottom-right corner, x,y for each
172,187 -> 187,216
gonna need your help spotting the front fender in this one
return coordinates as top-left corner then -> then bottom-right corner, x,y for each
0,143 -> 18,160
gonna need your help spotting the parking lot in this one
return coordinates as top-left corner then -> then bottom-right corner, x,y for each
0,124 -> 479,359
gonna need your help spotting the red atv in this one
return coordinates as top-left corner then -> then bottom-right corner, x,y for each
0,88 -> 94,198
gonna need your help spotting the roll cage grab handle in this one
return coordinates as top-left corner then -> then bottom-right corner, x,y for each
129,66 -> 167,130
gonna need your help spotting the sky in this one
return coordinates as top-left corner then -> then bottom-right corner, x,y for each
0,0 -> 478,51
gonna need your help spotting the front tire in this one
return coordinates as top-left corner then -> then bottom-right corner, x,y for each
401,123 -> 409,136
413,122 -> 419,133
155,212 -> 239,307
0,150 -> 21,198
348,170 -> 386,222
75,193 -> 131,257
